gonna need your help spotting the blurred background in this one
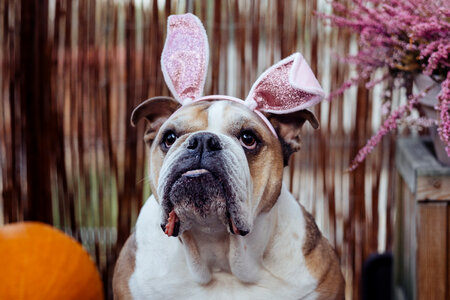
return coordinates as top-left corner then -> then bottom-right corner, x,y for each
0,0 -> 399,299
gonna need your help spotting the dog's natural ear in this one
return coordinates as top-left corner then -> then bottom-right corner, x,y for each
267,109 -> 319,166
131,96 -> 181,145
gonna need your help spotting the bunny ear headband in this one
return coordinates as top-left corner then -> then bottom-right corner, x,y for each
161,13 -> 325,136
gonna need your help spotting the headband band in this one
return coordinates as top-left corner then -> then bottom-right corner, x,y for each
191,95 -> 278,137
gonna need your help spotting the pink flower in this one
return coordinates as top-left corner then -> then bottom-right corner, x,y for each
437,73 -> 450,156
317,0 -> 450,169
349,88 -> 430,171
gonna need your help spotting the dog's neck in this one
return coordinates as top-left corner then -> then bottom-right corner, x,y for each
178,190 -> 282,285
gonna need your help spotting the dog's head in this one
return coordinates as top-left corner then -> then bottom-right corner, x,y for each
131,13 -> 324,238
131,98 -> 318,237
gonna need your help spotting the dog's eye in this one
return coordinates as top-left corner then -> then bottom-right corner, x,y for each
239,131 -> 257,150
163,131 -> 177,148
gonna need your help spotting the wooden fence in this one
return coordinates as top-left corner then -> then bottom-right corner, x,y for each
0,0 -> 397,299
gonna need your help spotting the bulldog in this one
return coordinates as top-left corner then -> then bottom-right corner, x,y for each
113,13 -> 344,300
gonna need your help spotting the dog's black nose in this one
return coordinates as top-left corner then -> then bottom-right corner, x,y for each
187,132 -> 222,152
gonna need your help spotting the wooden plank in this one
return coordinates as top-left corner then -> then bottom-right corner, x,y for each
404,178 -> 417,300
417,203 -> 448,300
394,174 -> 407,298
396,138 -> 450,195
416,176 -> 450,201
448,206 -> 450,300
394,174 -> 418,300
406,181 -> 418,300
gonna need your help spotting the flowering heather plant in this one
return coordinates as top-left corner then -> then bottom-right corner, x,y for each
317,0 -> 450,170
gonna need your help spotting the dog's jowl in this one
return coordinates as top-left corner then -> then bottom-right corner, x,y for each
113,13 -> 344,300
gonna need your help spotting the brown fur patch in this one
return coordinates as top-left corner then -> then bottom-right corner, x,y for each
300,206 -> 345,299
113,233 -> 137,300
300,204 -> 322,256
267,110 -> 319,166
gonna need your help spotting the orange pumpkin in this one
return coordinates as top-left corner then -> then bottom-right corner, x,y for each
0,222 -> 104,300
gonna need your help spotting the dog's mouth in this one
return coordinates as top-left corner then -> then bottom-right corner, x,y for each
164,208 -> 244,237
162,168 -> 248,237
164,168 -> 209,236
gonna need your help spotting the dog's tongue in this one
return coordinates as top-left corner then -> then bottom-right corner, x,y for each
231,219 -> 240,235
165,210 -> 178,237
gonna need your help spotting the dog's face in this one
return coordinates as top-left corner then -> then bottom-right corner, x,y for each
131,97 -> 318,237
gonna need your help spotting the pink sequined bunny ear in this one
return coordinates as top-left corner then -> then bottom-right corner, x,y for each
161,13 -> 209,104
245,53 -> 325,114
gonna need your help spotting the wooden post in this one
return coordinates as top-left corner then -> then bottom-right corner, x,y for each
20,0 -> 53,223
394,137 -> 450,300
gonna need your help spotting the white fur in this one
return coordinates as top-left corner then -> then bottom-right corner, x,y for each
129,184 -> 318,300
207,101 -> 228,133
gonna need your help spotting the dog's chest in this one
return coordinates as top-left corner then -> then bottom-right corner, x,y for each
130,254 -> 317,300
130,268 -> 316,300
129,195 -> 319,300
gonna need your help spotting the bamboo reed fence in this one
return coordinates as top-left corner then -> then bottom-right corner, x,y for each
0,0 -> 398,299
